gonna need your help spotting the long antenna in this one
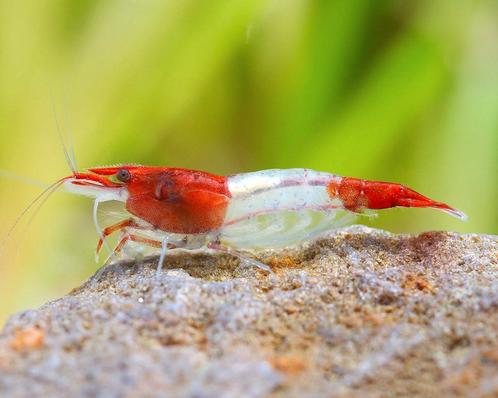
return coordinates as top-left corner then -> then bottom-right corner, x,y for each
0,178 -> 66,250
0,170 -> 47,188
1,94 -> 79,257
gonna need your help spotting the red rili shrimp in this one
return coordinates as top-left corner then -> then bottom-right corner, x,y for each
62,166 -> 467,273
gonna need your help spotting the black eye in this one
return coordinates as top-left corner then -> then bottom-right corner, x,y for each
116,169 -> 131,183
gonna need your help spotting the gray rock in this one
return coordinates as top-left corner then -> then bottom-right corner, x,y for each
0,226 -> 497,397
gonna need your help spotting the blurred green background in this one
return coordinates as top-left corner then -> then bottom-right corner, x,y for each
0,0 -> 497,325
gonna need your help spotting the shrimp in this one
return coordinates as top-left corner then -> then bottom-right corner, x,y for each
62,166 -> 467,273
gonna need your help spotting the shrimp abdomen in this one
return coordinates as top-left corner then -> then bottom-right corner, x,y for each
220,169 -> 350,249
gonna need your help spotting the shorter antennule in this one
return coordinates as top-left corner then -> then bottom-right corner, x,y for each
51,96 -> 78,174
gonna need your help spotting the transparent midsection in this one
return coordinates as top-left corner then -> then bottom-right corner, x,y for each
220,169 -> 352,249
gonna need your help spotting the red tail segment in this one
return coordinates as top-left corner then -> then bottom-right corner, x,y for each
327,177 -> 467,220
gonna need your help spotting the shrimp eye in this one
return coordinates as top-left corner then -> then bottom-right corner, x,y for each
116,169 -> 131,183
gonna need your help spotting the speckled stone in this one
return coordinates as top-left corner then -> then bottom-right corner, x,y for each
0,226 -> 497,397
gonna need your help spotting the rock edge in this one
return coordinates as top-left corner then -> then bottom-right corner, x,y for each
0,226 -> 497,397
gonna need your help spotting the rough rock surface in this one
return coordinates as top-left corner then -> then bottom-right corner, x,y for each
0,226 -> 497,398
